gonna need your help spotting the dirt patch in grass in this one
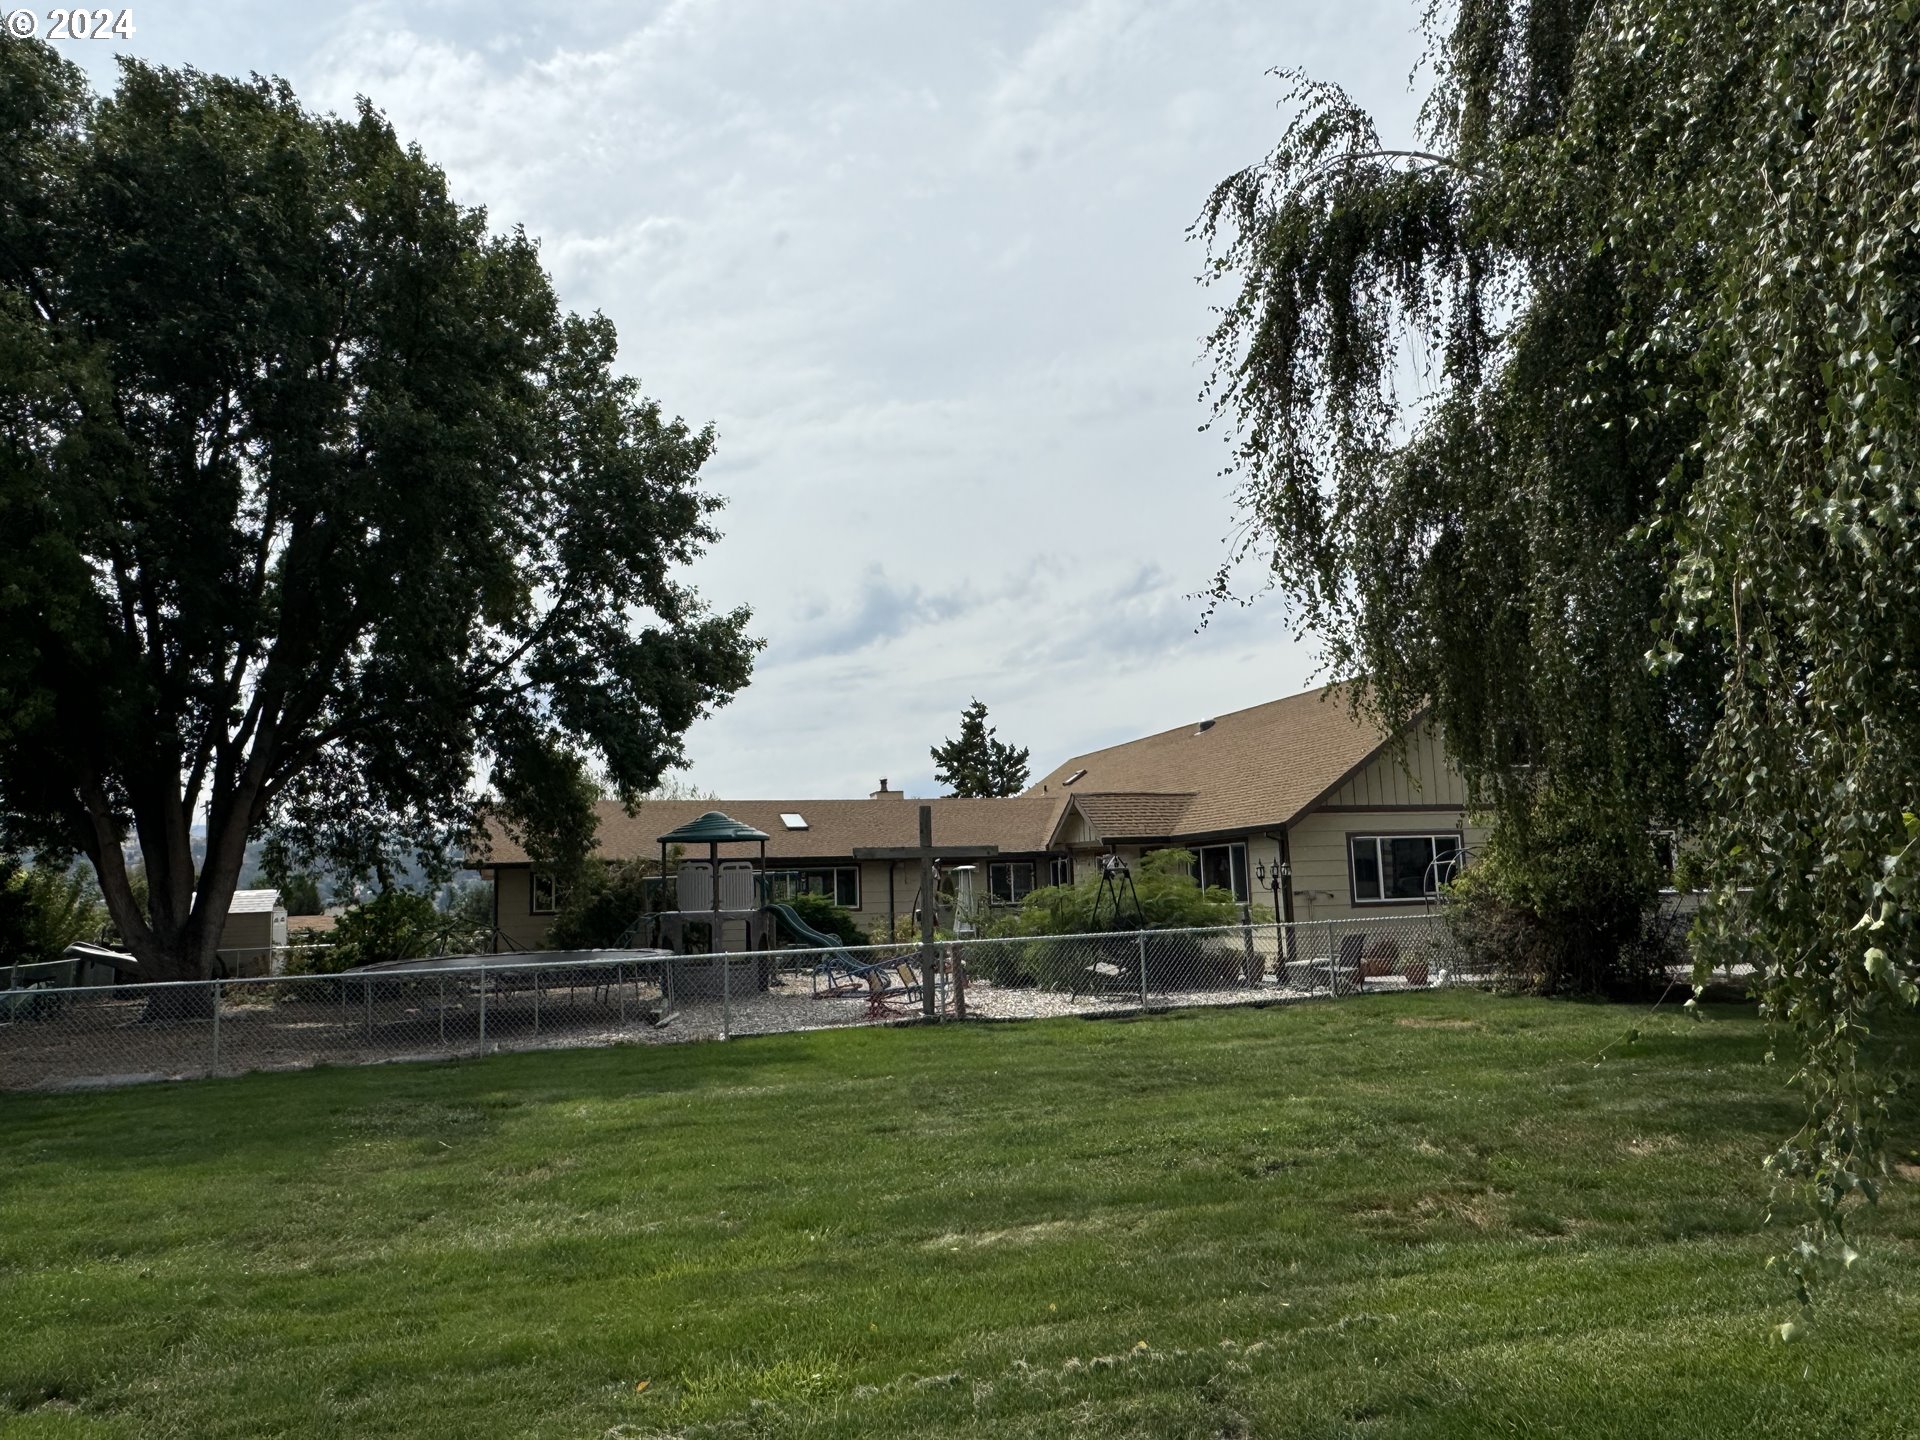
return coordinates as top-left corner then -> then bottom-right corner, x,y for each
926,1219 -> 1080,1250
1625,1135 -> 1682,1157
1394,1017 -> 1480,1031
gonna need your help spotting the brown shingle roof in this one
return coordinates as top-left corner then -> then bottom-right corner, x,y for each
1061,792 -> 1199,841
1027,683 -> 1392,836
475,795 -> 1068,867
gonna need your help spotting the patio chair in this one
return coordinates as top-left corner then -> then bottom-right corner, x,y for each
863,959 -> 924,1018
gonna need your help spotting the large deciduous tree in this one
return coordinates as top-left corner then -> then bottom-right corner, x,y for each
0,43 -> 757,983
1197,0 -> 1920,1312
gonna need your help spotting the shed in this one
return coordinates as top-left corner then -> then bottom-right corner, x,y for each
220,889 -> 288,977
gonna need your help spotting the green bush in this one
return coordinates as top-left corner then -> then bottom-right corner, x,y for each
988,848 -> 1239,939
0,859 -> 108,967
548,860 -> 660,950
1445,790 -> 1673,996
325,890 -> 442,971
976,849 -> 1241,988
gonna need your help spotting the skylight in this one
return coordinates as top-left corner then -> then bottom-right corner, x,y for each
780,812 -> 808,830
1064,769 -> 1087,786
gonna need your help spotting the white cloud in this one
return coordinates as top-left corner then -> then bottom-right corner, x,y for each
67,0 -> 1424,797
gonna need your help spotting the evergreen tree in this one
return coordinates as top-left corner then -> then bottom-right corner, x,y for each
930,700 -> 1030,798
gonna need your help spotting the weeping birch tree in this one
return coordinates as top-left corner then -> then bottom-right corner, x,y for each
1197,0 -> 1920,1317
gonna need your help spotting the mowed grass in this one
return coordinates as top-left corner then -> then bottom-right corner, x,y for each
3,995 -> 1918,1439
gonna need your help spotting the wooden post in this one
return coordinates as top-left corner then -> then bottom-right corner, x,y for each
852,806 -> 997,1024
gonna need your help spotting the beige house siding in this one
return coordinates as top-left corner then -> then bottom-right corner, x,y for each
494,867 -> 555,952
1285,809 -> 1488,922
1318,724 -> 1469,809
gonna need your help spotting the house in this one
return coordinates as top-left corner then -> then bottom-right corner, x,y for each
1026,685 -> 1484,926
472,684 -> 1486,949
219,889 -> 287,976
478,787 -> 1069,951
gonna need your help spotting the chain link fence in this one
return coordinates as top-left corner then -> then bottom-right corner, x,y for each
2,914 -> 1481,1092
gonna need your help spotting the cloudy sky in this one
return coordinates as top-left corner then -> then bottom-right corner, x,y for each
55,0 -> 1425,798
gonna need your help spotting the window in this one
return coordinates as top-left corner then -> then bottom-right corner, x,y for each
1348,833 -> 1461,903
1048,856 -> 1073,888
779,812 -> 808,830
989,861 -> 1037,905
766,866 -> 860,908
1191,842 -> 1249,903
530,871 -> 568,915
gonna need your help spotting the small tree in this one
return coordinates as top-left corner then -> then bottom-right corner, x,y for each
0,858 -> 108,965
547,860 -> 660,950
931,700 -> 1030,798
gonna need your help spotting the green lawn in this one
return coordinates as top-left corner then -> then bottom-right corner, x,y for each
3,994 -> 1917,1439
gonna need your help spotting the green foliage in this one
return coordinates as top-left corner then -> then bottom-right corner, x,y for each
439,879 -> 495,933
992,849 -> 1239,939
275,873 -> 324,917
547,860 -> 660,950
0,857 -> 107,965
930,699 -> 1030,798
979,849 -> 1240,986
0,42 -> 757,982
325,891 -> 443,972
1198,0 -> 1920,1310
1444,792 -> 1672,996
775,891 -> 866,947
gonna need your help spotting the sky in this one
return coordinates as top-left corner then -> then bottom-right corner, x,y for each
51,0 -> 1427,799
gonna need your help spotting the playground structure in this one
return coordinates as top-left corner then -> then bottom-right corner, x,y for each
608,807 -> 991,1022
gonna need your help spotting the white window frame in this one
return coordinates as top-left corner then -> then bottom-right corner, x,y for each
1347,832 -> 1462,905
989,861 -> 1038,905
529,870 -> 567,915
1191,842 -> 1249,903
1047,856 -> 1073,888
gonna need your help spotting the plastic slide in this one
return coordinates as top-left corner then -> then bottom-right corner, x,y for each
765,902 -> 854,959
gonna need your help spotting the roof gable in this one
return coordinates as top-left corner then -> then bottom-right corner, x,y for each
1026,683 -> 1399,835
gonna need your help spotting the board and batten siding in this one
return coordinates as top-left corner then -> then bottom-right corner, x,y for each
1317,723 -> 1469,809
1286,724 -> 1485,921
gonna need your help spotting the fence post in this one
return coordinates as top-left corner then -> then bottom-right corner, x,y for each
534,967 -> 543,1038
1138,929 -> 1149,1013
211,979 -> 222,1073
478,962 -> 488,1050
438,977 -> 447,1046
618,962 -> 627,1026
364,978 -> 373,1041
721,943 -> 732,1041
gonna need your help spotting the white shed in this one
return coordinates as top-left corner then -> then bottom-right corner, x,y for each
219,889 -> 288,977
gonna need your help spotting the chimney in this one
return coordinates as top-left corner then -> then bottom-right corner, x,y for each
870,778 -> 902,800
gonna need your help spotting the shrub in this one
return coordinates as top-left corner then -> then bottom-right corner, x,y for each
1445,790 -> 1671,996
545,860 -> 661,949
326,890 -> 442,971
0,859 -> 108,967
989,848 -> 1240,940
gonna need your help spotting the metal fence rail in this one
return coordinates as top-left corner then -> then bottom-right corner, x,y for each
1,915 -> 1479,1092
